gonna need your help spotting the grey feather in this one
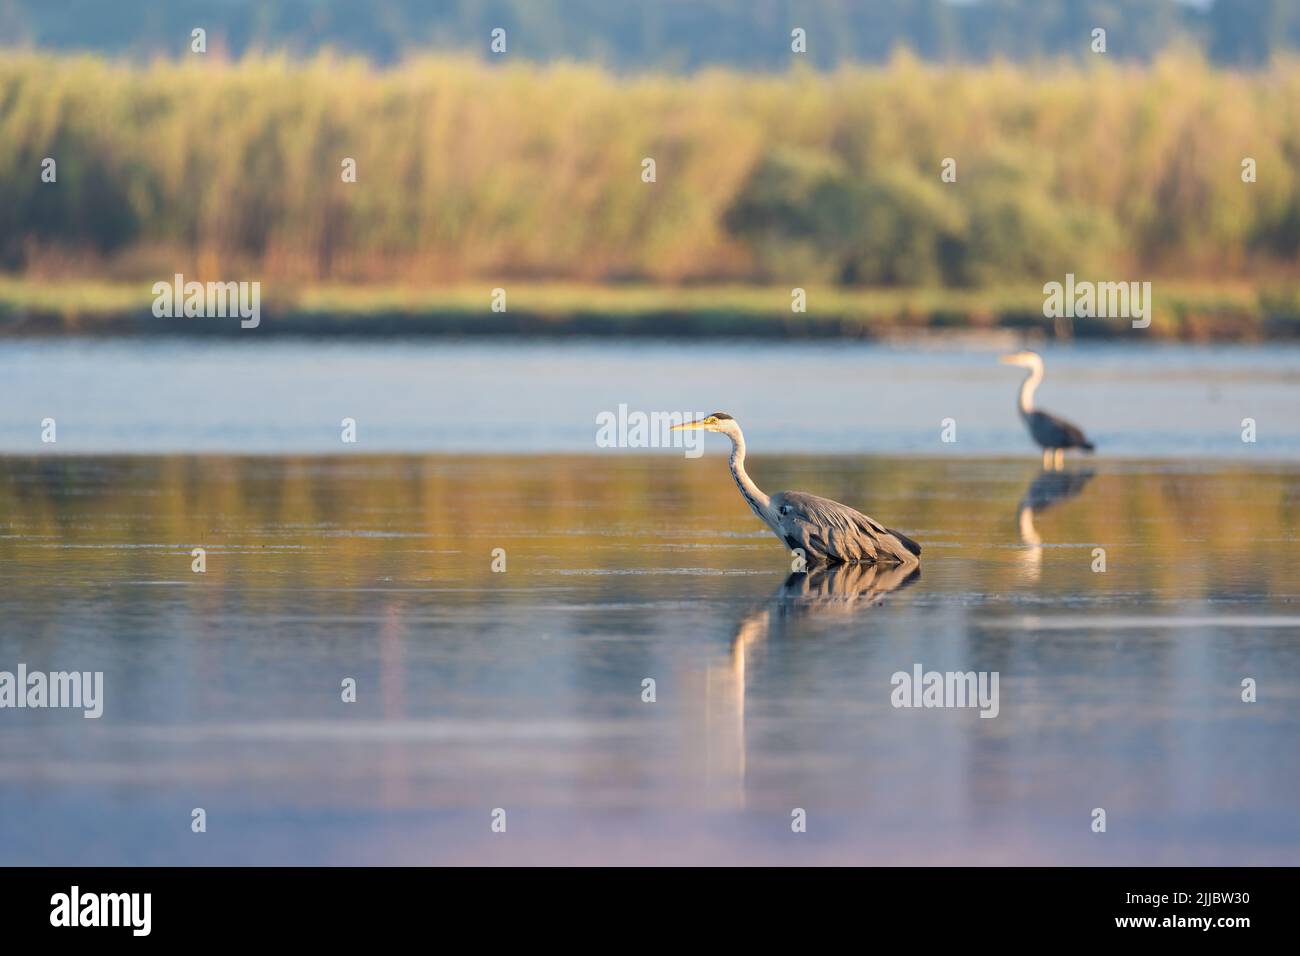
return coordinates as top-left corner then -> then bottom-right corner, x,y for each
1024,409 -> 1094,452
772,490 -> 921,566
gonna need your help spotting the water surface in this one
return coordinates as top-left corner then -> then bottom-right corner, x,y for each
2,339 -> 1297,457
1,453 -> 1297,864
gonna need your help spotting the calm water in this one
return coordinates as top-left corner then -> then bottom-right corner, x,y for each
1,452 -> 1298,864
1,338 -> 1299,457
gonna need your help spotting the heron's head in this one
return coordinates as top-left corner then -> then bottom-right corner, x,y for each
671,412 -> 738,436
1000,349 -> 1042,370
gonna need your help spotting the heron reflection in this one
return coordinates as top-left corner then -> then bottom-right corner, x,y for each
706,563 -> 919,807
1016,468 -> 1095,580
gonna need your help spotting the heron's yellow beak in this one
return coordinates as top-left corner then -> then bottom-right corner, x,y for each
671,418 -> 708,432
999,354 -> 1018,365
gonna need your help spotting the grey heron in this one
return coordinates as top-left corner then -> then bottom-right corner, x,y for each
671,413 -> 921,566
1000,350 -> 1095,469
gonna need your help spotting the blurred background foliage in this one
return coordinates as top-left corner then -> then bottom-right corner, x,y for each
1,49 -> 1297,288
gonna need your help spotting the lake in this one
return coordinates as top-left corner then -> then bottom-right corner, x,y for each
0,339 -> 1297,864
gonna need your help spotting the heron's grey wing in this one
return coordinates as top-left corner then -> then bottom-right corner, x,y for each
1029,409 -> 1094,451
774,490 -> 921,565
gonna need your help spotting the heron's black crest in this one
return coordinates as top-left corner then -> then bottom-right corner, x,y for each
709,412 -> 734,420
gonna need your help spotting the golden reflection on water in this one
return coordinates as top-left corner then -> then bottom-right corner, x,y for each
1,454 -> 1295,591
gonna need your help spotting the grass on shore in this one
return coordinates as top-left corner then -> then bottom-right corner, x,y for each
0,276 -> 1295,340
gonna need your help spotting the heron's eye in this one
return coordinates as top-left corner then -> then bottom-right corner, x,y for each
779,504 -> 791,515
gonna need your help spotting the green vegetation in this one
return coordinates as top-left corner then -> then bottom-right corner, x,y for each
1,50 -> 1298,337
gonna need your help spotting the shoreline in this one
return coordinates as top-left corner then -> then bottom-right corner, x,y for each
2,279 -> 1296,342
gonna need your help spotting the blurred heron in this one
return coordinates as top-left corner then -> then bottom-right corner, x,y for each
671,413 -> 921,566
1000,350 -> 1095,469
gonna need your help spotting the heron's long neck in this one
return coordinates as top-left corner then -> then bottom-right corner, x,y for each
1018,363 -> 1044,414
728,429 -> 771,519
